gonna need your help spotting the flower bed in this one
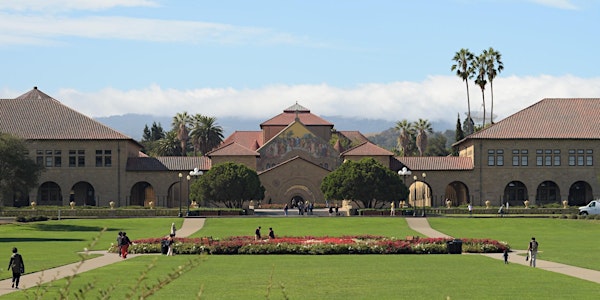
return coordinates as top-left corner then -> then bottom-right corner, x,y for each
110,235 -> 509,255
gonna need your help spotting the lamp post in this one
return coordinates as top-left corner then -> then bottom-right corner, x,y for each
178,172 -> 183,217
186,175 -> 191,216
398,167 -> 411,212
421,172 -> 427,217
189,168 -> 203,213
413,175 -> 418,217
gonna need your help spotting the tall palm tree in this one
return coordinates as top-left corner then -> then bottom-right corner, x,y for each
394,119 -> 414,156
474,53 -> 488,126
451,48 -> 475,134
190,115 -> 224,155
189,114 -> 204,156
172,112 -> 191,156
413,118 -> 433,156
155,131 -> 180,156
483,47 -> 504,124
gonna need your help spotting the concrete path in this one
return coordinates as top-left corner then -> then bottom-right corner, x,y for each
0,217 -> 207,296
405,217 -> 600,284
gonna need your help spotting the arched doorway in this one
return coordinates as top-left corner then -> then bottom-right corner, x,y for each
569,181 -> 593,206
503,181 -> 527,207
167,182 -> 180,208
444,181 -> 469,207
70,182 -> 96,206
409,181 -> 431,208
535,181 -> 559,206
130,182 -> 156,207
290,195 -> 304,208
38,182 -> 62,206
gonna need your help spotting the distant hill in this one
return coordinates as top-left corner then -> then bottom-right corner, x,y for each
94,114 -> 453,143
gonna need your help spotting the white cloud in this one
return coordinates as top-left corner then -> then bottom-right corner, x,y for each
0,13 -> 317,46
529,0 -> 579,10
51,75 -> 600,127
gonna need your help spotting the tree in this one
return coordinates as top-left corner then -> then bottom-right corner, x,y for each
394,119 -> 414,157
0,133 -> 43,206
484,47 -> 504,124
451,48 -> 475,135
154,131 -> 181,156
141,122 -> 166,156
424,132 -> 450,156
474,53 -> 488,126
453,114 -> 465,156
190,114 -> 224,156
413,119 -> 433,156
192,162 -> 265,208
321,157 -> 407,208
172,112 -> 191,156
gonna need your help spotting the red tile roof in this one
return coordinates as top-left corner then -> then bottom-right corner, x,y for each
465,98 -> 600,140
127,156 -> 211,171
221,131 -> 263,149
207,141 -> 259,156
396,156 -> 474,171
261,103 -> 333,127
339,131 -> 370,143
341,141 -> 394,156
0,87 -> 135,141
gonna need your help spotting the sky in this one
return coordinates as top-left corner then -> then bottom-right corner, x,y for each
2,0 -> 600,132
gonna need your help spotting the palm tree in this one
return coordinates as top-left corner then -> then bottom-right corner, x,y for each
474,53 -> 488,126
155,131 -> 181,156
451,48 -> 475,134
394,119 -> 414,156
172,112 -> 191,156
484,47 -> 504,124
413,119 -> 433,156
190,115 -> 224,155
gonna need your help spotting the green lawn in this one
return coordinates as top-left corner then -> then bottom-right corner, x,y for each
0,218 -> 183,278
428,217 -> 600,270
2,217 -> 600,299
192,217 -> 421,238
12,255 -> 600,300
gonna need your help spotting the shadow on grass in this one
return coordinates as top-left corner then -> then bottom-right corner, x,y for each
0,237 -> 85,242
30,224 -> 116,232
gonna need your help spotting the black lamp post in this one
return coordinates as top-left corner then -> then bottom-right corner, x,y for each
421,172 -> 427,217
186,175 -> 191,216
178,172 -> 183,217
413,175 -> 418,217
398,167 -> 411,213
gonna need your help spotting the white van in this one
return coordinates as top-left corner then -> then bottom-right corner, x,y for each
579,200 -> 600,215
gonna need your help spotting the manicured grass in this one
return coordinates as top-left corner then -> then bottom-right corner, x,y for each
191,217 -> 421,238
3,217 -> 600,299
0,218 -> 183,279
428,217 -> 600,271
13,255 -> 600,299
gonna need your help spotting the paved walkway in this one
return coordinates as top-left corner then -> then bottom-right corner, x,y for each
405,217 -> 600,284
0,217 -> 206,296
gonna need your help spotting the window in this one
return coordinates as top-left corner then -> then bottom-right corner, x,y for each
536,149 -> 543,166
70,150 -> 85,167
521,149 -> 528,166
568,149 -> 592,167
544,149 -> 552,166
488,149 -> 495,166
36,150 -> 61,167
553,149 -> 560,166
487,149 -> 503,166
96,150 -> 112,167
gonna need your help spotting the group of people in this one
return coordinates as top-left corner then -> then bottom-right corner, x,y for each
116,231 -> 132,258
501,236 -> 539,267
255,226 -> 276,240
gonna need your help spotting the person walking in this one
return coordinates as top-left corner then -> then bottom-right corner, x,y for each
503,248 -> 509,264
390,202 -> 395,216
166,233 -> 175,256
8,247 -> 25,289
255,226 -> 262,240
468,203 -> 473,217
268,227 -> 275,239
283,203 -> 288,216
116,231 -> 123,257
120,232 -> 132,258
170,222 -> 177,236
528,237 -> 539,267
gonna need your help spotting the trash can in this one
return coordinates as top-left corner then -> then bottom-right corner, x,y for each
161,239 -> 169,255
447,239 -> 463,254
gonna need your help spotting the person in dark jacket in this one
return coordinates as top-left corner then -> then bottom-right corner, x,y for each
8,247 -> 25,289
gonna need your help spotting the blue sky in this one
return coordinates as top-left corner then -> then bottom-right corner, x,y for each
1,0 -> 600,130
